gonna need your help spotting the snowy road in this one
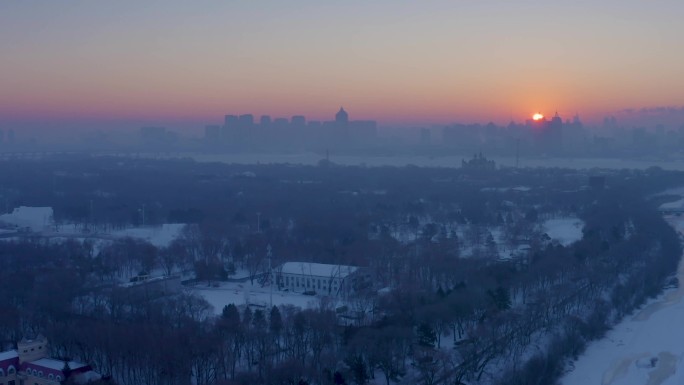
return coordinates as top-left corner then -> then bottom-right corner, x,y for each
562,216 -> 684,385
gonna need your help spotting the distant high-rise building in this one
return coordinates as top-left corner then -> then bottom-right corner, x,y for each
271,118 -> 289,145
549,111 -> 563,152
236,114 -> 254,144
239,114 -> 254,126
524,112 -> 564,153
224,115 -> 239,128
603,116 -> 618,129
273,118 -> 289,126
420,128 -> 431,144
211,107 -> 376,149
335,107 -> 349,125
573,113 -> 582,127
287,116 -> 307,146
221,115 -> 239,144
562,113 -> 586,152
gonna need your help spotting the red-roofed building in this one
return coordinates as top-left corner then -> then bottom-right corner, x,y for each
0,336 -> 100,384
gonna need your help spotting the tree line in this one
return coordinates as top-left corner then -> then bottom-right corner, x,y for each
0,159 -> 683,384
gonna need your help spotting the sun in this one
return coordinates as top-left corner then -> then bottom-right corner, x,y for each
532,113 -> 544,121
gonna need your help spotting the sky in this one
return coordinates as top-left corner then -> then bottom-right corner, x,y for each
1,0 -> 684,132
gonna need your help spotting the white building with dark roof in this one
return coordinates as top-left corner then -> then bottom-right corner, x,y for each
659,198 -> 684,214
276,262 -> 366,296
0,206 -> 53,232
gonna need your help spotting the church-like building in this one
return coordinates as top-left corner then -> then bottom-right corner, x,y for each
0,336 -> 99,385
461,152 -> 496,171
325,107 -> 377,146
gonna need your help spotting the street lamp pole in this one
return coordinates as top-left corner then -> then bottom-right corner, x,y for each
267,244 -> 273,307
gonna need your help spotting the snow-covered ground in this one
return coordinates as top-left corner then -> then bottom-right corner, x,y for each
193,281 -> 335,314
2,216 -> 185,249
543,217 -> 584,246
561,215 -> 684,385
109,223 -> 186,247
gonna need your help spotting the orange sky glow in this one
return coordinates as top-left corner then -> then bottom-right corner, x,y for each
1,1 -> 684,130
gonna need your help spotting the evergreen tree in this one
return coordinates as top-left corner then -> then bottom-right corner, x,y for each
242,306 -> 253,331
269,305 -> 283,335
252,309 -> 267,332
346,354 -> 369,385
220,304 -> 241,330
416,322 -> 437,347
61,361 -> 72,384
487,286 -> 511,311
333,371 -> 347,385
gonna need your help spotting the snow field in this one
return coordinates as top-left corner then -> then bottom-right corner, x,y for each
561,216 -> 684,385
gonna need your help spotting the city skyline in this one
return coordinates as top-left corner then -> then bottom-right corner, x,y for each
2,1 -> 684,132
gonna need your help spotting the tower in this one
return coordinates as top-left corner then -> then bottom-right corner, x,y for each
335,107 -> 349,125
549,111 -> 563,153
18,335 -> 48,364
224,115 -> 239,128
222,115 -> 239,144
572,113 -> 582,127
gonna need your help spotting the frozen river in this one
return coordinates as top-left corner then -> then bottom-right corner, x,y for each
148,152 -> 684,171
561,215 -> 684,385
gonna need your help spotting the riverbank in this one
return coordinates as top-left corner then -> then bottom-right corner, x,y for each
561,215 -> 684,385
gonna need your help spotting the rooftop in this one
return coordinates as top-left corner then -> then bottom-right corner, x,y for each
30,358 -> 87,371
0,350 -> 18,362
280,262 -> 359,278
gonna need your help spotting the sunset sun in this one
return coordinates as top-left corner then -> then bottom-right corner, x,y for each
532,113 -> 544,121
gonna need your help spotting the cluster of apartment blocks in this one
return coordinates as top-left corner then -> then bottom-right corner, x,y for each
205,107 -> 377,149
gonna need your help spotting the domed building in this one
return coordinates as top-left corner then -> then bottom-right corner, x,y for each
335,107 -> 349,125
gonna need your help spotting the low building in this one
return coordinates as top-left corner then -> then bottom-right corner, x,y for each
659,198 -> 684,215
276,262 -> 367,296
0,206 -> 53,232
120,274 -> 182,301
0,335 -> 100,384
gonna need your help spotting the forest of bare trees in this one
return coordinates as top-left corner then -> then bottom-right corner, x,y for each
0,157 -> 682,385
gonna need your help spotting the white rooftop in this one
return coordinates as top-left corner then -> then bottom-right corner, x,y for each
30,358 -> 87,371
0,206 -> 53,231
280,262 -> 359,278
0,350 -> 18,362
660,198 -> 684,211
